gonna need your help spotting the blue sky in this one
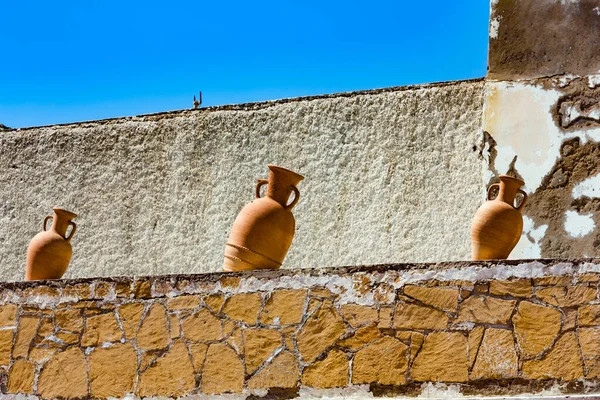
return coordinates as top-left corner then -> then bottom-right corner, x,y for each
0,1 -> 489,128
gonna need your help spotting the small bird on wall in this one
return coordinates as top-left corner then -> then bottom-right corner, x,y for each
193,92 -> 202,109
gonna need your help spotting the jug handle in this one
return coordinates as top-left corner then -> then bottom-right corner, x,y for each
66,222 -> 77,242
486,183 -> 500,201
286,185 -> 301,210
255,179 -> 268,199
516,189 -> 528,211
43,216 -> 52,231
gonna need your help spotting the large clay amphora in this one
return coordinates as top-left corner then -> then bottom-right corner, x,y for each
26,208 -> 77,280
471,175 -> 528,260
224,165 -> 304,272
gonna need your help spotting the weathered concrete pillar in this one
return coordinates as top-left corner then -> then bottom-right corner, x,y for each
483,0 -> 600,259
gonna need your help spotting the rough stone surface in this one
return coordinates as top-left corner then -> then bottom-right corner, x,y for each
188,342 -> 208,371
54,309 -> 83,332
339,304 -> 378,328
181,308 -> 223,342
247,351 -> 300,390
7,359 -> 35,394
579,305 -> 600,327
0,329 -> 14,365
202,343 -> 244,394
89,343 -> 137,398
578,327 -> 600,360
337,323 -> 381,350
403,285 -> 459,312
536,286 -> 597,307
296,301 -> 347,362
457,296 -> 516,324
412,332 -> 469,382
468,326 -> 485,369
3,259 -> 600,398
137,340 -> 195,397
513,301 -> 561,358
166,295 -> 200,310
471,328 -> 518,379
522,332 -> 584,380
118,302 -> 144,339
489,279 -> 532,298
394,303 -> 448,330
244,328 -> 282,374
81,312 -> 122,347
38,347 -> 88,399
260,289 -> 307,326
0,81 -> 484,280
13,316 -> 38,358
222,293 -> 262,325
302,348 -> 349,388
352,336 -> 408,385
137,303 -> 170,351
0,305 -> 17,327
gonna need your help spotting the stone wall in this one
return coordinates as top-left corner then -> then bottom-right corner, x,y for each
484,0 -> 600,259
1,259 -> 600,399
0,80 -> 485,281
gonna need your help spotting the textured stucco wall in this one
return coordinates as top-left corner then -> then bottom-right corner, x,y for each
0,80 -> 485,281
484,0 -> 600,259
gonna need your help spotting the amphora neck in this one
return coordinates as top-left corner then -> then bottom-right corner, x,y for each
51,208 -> 77,238
497,175 -> 524,206
265,165 -> 304,207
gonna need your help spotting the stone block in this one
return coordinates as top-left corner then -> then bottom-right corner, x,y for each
513,301 -> 561,357
38,347 -> 88,399
181,308 -> 223,342
352,336 -> 408,385
260,289 -> 307,325
297,301 -> 347,362
89,343 -> 137,398
222,293 -> 262,325
202,343 -> 244,394
137,340 -> 195,397
404,285 -> 459,312
412,332 -> 468,382
302,348 -> 349,388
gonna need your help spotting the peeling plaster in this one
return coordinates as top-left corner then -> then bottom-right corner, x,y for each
510,216 -> 547,259
587,74 -> 600,88
483,77 -> 600,259
573,173 -> 600,199
564,210 -> 595,238
489,17 -> 501,39
484,81 -> 565,192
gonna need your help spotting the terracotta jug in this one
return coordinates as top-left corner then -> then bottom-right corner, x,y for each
26,208 -> 77,280
471,175 -> 528,260
224,165 -> 304,272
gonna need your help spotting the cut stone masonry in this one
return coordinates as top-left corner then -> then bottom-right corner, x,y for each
2,259 -> 600,398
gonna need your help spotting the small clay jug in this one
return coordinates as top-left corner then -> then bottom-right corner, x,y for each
26,208 -> 77,280
471,175 -> 528,260
224,165 -> 304,272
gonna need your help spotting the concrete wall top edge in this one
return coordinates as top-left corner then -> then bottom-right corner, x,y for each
4,257 -> 596,289
5,78 -> 485,131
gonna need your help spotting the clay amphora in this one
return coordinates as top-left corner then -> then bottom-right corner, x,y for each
26,208 -> 77,280
224,165 -> 304,272
471,175 -> 528,260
